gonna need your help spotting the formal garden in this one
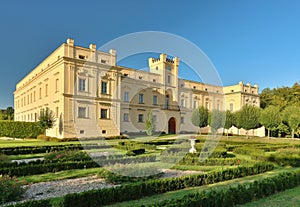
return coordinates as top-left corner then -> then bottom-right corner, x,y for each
1,84 -> 300,206
0,133 -> 300,207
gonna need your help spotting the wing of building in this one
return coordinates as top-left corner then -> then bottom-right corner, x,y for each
14,38 -> 260,138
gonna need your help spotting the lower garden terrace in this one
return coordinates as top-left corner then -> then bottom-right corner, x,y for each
0,134 -> 300,206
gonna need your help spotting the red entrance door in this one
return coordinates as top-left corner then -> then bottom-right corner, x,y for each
168,117 -> 176,134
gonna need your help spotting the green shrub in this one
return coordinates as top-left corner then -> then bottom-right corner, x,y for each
44,150 -> 90,162
0,121 -> 42,138
0,175 -> 27,204
0,154 -> 10,164
126,148 -> 145,156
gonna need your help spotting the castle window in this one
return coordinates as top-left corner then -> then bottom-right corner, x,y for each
101,59 -> 106,64
139,76 -> 143,80
167,66 -> 171,71
181,117 -> 184,123
167,75 -> 171,84
138,114 -> 144,122
156,66 -> 158,70
193,86 -> 196,89
153,79 -> 156,83
181,99 -> 186,108
231,90 -> 234,92
100,109 -> 108,119
193,100 -> 198,109
45,84 -> 48,97
123,113 -> 129,122
153,95 -> 158,105
79,78 -> 86,91
153,115 -> 157,122
139,94 -> 144,104
56,107 -> 59,118
230,103 -> 234,111
124,91 -> 129,102
78,107 -> 86,118
101,81 -> 108,94
79,55 -> 85,59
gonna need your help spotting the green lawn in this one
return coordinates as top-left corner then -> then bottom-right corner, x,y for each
239,186 -> 300,207
18,168 -> 102,183
8,153 -> 45,160
0,139 -> 80,148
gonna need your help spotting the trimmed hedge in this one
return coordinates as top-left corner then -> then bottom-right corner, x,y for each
179,157 -> 252,166
150,170 -> 300,207
0,155 -> 157,176
0,144 -> 111,155
0,121 -> 42,138
62,163 -> 274,207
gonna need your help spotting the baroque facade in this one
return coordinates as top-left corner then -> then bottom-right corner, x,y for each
14,39 -> 260,138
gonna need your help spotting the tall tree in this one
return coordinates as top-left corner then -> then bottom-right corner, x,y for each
282,105 -> 300,139
6,107 -> 14,120
236,105 -> 261,138
145,110 -> 155,136
38,107 -> 56,132
288,114 -> 300,140
260,106 -> 281,138
191,106 -> 208,135
224,110 -> 235,138
208,110 -> 225,134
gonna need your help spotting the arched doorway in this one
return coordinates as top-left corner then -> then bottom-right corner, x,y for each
168,117 -> 176,134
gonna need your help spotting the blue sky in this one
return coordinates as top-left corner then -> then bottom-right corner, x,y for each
0,0 -> 300,108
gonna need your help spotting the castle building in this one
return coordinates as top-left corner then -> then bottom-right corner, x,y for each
14,39 -> 260,138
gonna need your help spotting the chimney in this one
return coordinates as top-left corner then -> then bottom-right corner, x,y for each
89,43 -> 96,52
67,38 -> 74,46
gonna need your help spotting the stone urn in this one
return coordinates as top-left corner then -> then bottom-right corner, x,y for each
189,136 -> 197,153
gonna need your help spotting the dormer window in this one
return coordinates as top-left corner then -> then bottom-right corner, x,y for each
79,55 -> 85,59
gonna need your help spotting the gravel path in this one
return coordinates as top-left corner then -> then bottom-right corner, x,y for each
23,175 -> 116,200
1,169 -> 202,206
